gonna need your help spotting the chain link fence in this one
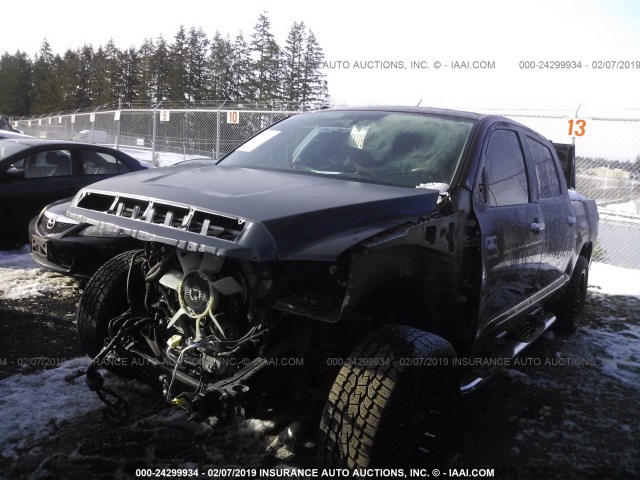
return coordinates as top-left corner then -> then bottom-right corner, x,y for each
10,105 -> 640,269
11,101 -> 300,166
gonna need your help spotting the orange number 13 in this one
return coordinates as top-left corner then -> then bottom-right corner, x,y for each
568,118 -> 586,137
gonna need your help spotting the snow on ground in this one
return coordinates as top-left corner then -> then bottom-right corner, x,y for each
1,250 -> 639,469
0,357 -> 102,458
582,324 -> 640,389
598,200 -> 640,225
589,261 -> 640,298
0,356 -> 160,460
583,261 -> 640,388
0,358 -> 95,457
600,200 -> 640,215
0,246 -> 79,300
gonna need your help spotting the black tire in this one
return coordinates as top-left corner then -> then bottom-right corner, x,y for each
318,324 -> 458,469
77,249 -> 144,376
552,255 -> 589,334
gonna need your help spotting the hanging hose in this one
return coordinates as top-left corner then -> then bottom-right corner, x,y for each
164,339 -> 210,403
86,315 -> 153,425
126,249 -> 145,307
85,368 -> 130,426
86,251 -> 154,424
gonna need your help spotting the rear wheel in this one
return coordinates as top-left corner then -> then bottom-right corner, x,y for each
318,324 -> 458,468
552,255 -> 589,334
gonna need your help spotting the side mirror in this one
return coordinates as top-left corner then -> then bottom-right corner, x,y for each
4,166 -> 25,181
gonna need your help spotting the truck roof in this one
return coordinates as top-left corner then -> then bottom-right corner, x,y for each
323,105 -> 487,121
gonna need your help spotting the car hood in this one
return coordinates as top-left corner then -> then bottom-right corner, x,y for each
68,164 -> 440,261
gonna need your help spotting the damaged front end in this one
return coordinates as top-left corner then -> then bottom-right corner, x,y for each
72,180 -> 441,425
82,243 -> 343,425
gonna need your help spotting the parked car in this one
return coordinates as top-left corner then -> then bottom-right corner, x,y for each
28,198 -> 140,277
29,158 -> 214,276
0,130 -> 34,140
0,138 -> 148,244
72,129 -> 112,144
68,107 -> 597,468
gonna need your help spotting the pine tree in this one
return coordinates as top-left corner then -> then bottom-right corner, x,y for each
301,30 -> 328,108
0,51 -> 32,115
31,39 -> 62,114
151,35 -> 171,103
167,26 -> 189,102
282,22 -> 306,103
104,39 -> 123,103
137,38 -> 156,104
229,33 -> 252,101
186,27 -> 209,102
208,32 -> 233,100
57,48 -> 80,110
76,44 -> 95,108
120,47 -> 141,104
248,12 -> 281,102
91,46 -> 111,106
1,19 -> 329,114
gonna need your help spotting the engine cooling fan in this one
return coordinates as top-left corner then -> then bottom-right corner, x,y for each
158,250 -> 243,329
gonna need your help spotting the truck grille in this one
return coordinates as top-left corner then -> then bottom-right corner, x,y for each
76,192 -> 245,242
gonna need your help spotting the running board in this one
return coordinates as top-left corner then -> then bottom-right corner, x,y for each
460,313 -> 556,394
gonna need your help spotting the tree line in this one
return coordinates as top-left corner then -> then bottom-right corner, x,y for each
0,13 -> 328,117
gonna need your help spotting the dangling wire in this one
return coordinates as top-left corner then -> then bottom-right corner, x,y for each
164,339 -> 209,403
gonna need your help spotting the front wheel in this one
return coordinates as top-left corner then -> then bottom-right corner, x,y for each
318,324 -> 458,468
76,249 -> 145,376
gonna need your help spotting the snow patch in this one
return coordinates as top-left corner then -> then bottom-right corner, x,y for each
589,262 -> 640,298
582,325 -> 640,389
238,418 -> 275,436
0,357 -> 154,459
600,200 -> 640,215
0,357 -> 102,458
0,246 -> 79,300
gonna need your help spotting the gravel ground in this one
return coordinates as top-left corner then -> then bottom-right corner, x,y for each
0,274 -> 638,480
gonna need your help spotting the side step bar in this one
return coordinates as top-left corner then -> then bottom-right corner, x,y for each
460,313 -> 556,394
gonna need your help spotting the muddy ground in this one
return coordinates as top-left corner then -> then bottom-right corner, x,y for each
0,282 -> 638,480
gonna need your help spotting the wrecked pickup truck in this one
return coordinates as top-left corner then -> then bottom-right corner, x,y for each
68,107 -> 598,468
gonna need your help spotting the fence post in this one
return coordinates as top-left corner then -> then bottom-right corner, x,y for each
152,109 -> 157,166
91,107 -> 99,143
215,100 -> 227,160
115,98 -> 122,150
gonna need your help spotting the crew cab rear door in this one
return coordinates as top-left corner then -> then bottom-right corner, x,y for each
472,126 -> 545,333
525,136 -> 575,289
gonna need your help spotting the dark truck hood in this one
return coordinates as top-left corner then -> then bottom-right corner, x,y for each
68,164 -> 439,261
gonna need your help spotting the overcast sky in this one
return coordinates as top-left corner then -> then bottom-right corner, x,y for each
3,0 -> 640,112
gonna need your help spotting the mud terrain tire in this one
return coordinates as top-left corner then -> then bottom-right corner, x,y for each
318,324 -> 458,468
